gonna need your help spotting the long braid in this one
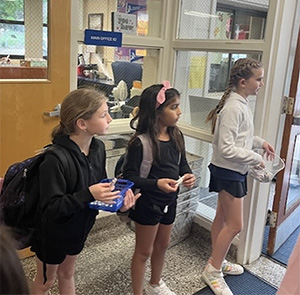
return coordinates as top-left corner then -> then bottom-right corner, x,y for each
206,57 -> 263,134
206,82 -> 233,134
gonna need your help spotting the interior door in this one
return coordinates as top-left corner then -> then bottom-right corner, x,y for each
0,0 -> 71,258
267,24 -> 300,255
0,0 -> 71,175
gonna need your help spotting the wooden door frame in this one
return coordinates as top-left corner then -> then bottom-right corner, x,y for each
267,21 -> 300,255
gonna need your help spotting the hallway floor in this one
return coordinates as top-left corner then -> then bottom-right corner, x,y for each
21,214 -> 286,294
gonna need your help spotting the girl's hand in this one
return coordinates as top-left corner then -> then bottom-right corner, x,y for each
89,182 -> 121,204
259,161 -> 266,168
119,189 -> 141,212
157,178 -> 178,193
182,173 -> 196,189
263,141 -> 275,161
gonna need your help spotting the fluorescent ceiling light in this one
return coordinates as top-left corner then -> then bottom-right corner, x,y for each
184,10 -> 219,18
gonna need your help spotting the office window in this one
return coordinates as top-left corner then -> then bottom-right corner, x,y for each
0,0 -> 48,79
174,51 -> 261,131
77,1 -> 164,118
77,43 -> 160,118
178,0 -> 269,40
79,0 -> 163,38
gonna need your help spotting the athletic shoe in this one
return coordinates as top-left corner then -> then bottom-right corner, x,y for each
144,279 -> 176,295
222,259 -> 244,275
202,263 -> 233,295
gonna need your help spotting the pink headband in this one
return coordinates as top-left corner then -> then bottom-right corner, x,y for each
156,80 -> 171,109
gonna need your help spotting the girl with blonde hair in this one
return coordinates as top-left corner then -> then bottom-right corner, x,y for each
203,58 -> 275,295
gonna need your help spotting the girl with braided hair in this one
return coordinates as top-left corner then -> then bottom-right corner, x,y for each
202,58 -> 275,295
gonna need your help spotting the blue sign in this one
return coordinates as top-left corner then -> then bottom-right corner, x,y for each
127,3 -> 146,14
84,30 -> 122,47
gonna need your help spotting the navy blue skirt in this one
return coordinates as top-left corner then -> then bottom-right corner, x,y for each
208,164 -> 247,198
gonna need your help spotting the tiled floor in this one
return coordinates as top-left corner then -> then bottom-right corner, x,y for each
21,214 -> 286,295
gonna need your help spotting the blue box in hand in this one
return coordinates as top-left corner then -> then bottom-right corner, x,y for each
89,178 -> 134,212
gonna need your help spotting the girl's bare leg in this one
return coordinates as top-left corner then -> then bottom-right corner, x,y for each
131,223 -> 159,295
211,190 -> 243,270
149,223 -> 173,285
57,255 -> 77,295
211,197 -> 225,254
31,258 -> 59,295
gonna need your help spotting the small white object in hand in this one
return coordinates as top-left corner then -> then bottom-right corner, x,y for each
109,177 -> 117,187
176,176 -> 184,186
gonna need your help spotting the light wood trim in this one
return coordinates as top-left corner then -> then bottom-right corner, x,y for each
0,67 -> 47,79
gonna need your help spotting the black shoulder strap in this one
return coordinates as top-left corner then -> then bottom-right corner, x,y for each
46,145 -> 77,192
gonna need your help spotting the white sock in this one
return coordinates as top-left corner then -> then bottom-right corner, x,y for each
206,263 -> 223,277
149,281 -> 160,287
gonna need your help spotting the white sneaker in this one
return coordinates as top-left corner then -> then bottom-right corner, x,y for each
222,259 -> 244,275
202,264 -> 233,295
144,279 -> 176,295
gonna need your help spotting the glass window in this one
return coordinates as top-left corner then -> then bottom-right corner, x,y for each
178,0 -> 269,40
0,0 -> 24,21
79,0 -> 163,38
174,51 -> 261,131
287,135 -> 300,210
77,43 -> 160,118
0,23 -> 25,56
77,1 -> 163,118
184,135 -> 216,220
0,0 -> 48,79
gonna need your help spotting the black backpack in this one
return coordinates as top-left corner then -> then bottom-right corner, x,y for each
0,145 -> 74,250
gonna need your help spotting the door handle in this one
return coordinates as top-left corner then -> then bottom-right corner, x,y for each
43,104 -> 61,117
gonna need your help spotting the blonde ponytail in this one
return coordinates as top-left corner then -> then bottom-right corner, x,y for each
206,57 -> 263,134
206,84 -> 233,134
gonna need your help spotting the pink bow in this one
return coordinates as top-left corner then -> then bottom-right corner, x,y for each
156,80 -> 171,108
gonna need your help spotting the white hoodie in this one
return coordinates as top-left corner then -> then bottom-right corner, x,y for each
211,92 -> 264,174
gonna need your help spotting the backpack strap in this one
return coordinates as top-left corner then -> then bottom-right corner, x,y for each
117,134 -> 152,222
45,145 -> 77,194
137,134 -> 181,176
178,152 -> 181,165
40,144 -> 77,284
137,134 -> 153,178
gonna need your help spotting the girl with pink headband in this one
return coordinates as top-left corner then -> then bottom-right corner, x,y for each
123,82 -> 196,295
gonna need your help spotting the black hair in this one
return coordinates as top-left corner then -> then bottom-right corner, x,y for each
129,83 -> 184,164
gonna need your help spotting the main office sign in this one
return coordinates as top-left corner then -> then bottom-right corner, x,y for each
84,30 -> 122,47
